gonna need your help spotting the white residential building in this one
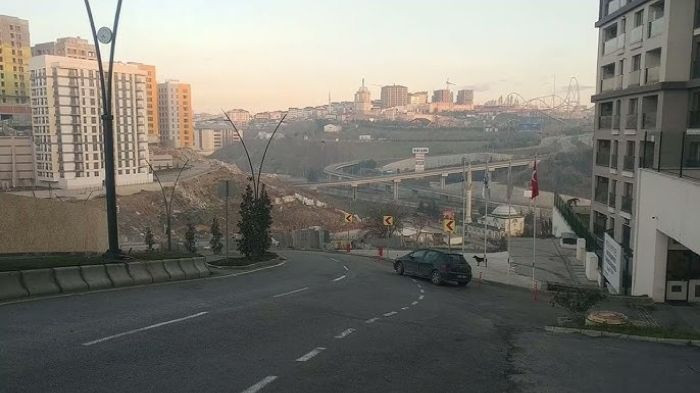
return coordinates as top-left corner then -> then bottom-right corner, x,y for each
29,55 -> 152,189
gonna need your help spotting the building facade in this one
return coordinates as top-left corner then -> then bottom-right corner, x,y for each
380,85 -> 408,108
193,127 -> 240,154
353,78 -> 372,115
225,109 -> 251,126
456,89 -> 474,108
408,91 -> 428,105
590,0 -> 700,293
0,15 -> 31,122
31,37 -> 96,60
128,63 -> 159,144
0,134 -> 34,189
29,56 -> 152,189
158,80 -> 193,148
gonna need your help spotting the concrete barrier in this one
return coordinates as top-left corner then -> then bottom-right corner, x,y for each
0,271 -> 29,300
194,258 -> 211,277
163,259 -> 186,281
178,259 -> 200,279
126,262 -> 152,285
106,263 -> 134,287
80,265 -> 113,290
21,268 -> 60,296
145,260 -> 170,282
54,266 -> 88,293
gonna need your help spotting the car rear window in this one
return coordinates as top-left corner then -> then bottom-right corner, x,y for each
447,254 -> 467,264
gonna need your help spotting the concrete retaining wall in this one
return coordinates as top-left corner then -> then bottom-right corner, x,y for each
0,271 -> 29,299
194,258 -> 211,277
145,260 -> 170,282
54,266 -> 88,292
21,268 -> 60,296
179,259 -> 200,279
163,259 -> 185,280
126,262 -> 152,285
105,263 -> 134,287
80,265 -> 113,290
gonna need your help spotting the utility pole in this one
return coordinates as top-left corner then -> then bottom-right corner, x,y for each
225,180 -> 230,259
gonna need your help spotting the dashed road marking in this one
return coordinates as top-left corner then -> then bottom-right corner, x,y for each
329,257 -> 340,262
240,376 -> 278,393
417,283 -> 422,288
401,307 -> 409,310
82,311 -> 208,346
296,347 -> 326,362
420,289 -> 425,294
411,279 -> 417,283
419,295 -> 424,300
383,311 -> 398,317
411,301 -> 418,305
365,317 -> 380,324
334,328 -> 356,339
332,275 -> 346,282
273,287 -> 309,298
343,265 -> 349,271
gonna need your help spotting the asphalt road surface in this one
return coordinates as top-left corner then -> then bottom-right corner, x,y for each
1,251 -> 698,393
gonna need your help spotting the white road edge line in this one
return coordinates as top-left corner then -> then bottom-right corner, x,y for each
240,376 -> 278,393
334,328 -> 356,339
365,317 -> 380,324
329,257 -> 340,262
417,284 -> 422,288
332,275 -> 346,282
296,347 -> 326,362
273,287 -> 309,298
401,307 -> 409,310
343,265 -> 349,271
411,301 -> 418,305
82,311 -> 208,346
419,295 -> 425,300
212,261 -> 287,279
411,279 -> 417,283
383,311 -> 397,317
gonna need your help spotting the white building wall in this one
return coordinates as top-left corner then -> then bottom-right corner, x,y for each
632,169 -> 700,301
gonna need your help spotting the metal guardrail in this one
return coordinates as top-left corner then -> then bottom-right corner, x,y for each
554,192 -> 594,252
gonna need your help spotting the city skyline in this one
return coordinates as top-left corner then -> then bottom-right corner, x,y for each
5,1 -> 599,113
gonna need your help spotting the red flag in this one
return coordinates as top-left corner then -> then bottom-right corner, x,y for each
530,159 -> 539,199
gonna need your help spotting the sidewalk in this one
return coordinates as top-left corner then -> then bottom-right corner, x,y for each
591,296 -> 700,334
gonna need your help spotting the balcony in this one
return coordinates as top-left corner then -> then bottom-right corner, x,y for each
629,25 -> 643,44
609,193 -> 617,208
601,77 -> 617,92
603,37 -> 620,55
690,110 -> 700,129
628,70 -> 641,87
597,151 -> 611,167
623,155 -> 635,171
621,195 -> 633,213
642,112 -> 657,129
625,114 -> 638,129
599,115 -> 613,129
611,154 -> 619,169
648,18 -> 664,38
645,67 -> 660,84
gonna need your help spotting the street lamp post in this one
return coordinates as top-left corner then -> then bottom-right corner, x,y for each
84,0 -> 123,259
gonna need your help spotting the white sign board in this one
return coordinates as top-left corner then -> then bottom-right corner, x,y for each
412,147 -> 429,154
602,233 -> 622,294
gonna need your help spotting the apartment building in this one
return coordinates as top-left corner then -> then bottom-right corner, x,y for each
31,37 -> 96,60
0,134 -> 34,189
456,89 -> 474,107
128,63 -> 159,144
408,91 -> 428,105
354,79 -> 372,115
158,80 -> 193,148
590,0 -> 700,293
225,108 -> 251,126
193,127 -> 241,155
0,15 -> 31,121
30,56 -> 152,189
380,85 -> 408,108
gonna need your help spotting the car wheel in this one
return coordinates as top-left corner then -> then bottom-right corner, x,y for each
395,262 -> 404,275
430,270 -> 442,285
457,281 -> 468,287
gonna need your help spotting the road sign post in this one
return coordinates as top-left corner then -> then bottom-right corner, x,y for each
443,218 -> 455,252
344,213 -> 353,252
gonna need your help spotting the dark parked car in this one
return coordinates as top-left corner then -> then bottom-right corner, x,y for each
394,249 -> 472,286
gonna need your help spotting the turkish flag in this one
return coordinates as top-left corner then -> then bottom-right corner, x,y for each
530,160 -> 539,199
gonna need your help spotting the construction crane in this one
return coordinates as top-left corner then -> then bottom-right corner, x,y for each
445,78 -> 456,91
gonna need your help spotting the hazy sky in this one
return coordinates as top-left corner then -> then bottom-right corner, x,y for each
7,1 -> 599,113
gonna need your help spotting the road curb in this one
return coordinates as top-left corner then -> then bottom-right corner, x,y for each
544,325 -> 700,347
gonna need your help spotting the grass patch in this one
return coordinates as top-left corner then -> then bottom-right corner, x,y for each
582,323 -> 700,340
209,252 -> 278,267
0,251 -> 200,271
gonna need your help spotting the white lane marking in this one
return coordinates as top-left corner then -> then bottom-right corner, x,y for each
365,317 -> 380,324
419,295 -> 424,300
411,301 -> 418,306
417,283 -> 422,288
411,278 -> 417,283
334,328 -> 356,339
383,311 -> 397,317
211,261 -> 287,279
332,275 -> 346,282
273,287 -> 309,298
82,311 -> 208,346
329,257 -> 340,262
420,289 -> 425,294
240,376 -> 278,393
401,307 -> 409,310
343,265 -> 349,271
296,347 -> 326,362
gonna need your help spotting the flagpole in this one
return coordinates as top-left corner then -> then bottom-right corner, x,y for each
483,160 -> 488,267
532,155 -> 538,289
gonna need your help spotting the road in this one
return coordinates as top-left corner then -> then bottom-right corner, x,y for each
1,251 -> 698,393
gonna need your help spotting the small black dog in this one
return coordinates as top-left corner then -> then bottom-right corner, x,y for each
473,255 -> 487,267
